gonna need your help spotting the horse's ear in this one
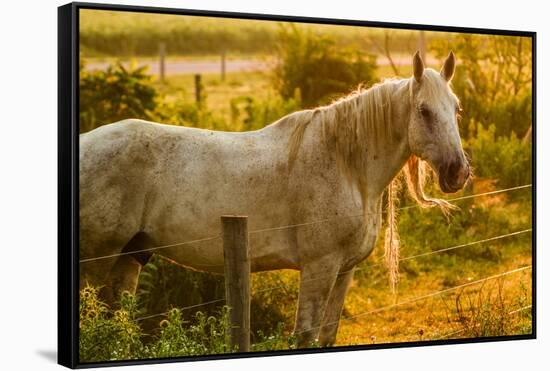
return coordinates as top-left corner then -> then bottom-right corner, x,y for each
441,51 -> 456,82
413,51 -> 424,83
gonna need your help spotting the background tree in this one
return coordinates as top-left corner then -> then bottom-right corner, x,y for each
273,24 -> 378,108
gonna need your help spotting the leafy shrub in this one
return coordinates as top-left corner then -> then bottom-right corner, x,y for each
431,34 -> 532,139
466,123 -> 532,188
80,61 -> 231,132
79,286 -> 297,362
230,94 -> 301,131
137,256 -> 225,324
79,285 -> 232,362
250,271 -> 299,342
251,323 -> 298,351
79,62 -> 157,133
152,307 -> 232,357
79,286 -> 145,362
153,96 -> 229,131
274,24 -> 377,108
137,257 -> 297,345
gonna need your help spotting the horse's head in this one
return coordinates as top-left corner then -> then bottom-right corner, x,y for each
407,51 -> 471,193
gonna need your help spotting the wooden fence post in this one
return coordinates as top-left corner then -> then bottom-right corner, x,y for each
221,49 -> 226,81
159,42 -> 166,82
221,215 -> 250,352
194,74 -> 202,106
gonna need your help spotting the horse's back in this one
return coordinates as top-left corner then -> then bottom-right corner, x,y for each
79,119 -> 290,243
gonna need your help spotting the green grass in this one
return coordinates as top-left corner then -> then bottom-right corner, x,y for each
151,70 -> 276,124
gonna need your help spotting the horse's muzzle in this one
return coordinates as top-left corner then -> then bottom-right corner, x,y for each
438,159 -> 470,193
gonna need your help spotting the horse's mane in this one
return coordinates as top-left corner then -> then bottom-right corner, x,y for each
287,75 -> 454,211
288,80 -> 396,183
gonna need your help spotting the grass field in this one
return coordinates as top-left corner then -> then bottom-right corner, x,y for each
152,70 -> 276,123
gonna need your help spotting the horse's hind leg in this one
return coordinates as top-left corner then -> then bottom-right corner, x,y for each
318,268 -> 355,346
294,257 -> 339,348
104,232 -> 153,306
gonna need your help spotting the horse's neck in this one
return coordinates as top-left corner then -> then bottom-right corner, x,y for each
288,78 -> 412,208
359,79 -> 412,204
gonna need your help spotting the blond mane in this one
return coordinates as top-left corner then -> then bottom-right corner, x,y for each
288,76 -> 454,210
288,80 -> 396,184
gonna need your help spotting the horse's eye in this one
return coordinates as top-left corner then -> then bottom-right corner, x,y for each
419,106 -> 431,118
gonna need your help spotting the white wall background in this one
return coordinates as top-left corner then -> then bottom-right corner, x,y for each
0,0 -> 545,369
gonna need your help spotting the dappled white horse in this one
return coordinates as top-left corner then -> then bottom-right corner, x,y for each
79,52 -> 470,347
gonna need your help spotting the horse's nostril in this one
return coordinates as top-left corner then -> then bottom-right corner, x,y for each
449,160 -> 461,175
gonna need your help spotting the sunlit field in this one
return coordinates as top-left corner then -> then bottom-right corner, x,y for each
78,8 -> 533,363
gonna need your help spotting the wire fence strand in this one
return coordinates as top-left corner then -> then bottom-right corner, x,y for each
79,183 -> 532,263
294,228 -> 532,287
79,235 -> 221,263
250,184 -> 532,234
135,298 -> 227,322
131,230 -> 532,323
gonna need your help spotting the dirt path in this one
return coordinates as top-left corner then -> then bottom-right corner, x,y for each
85,59 -> 270,75
84,55 -> 440,76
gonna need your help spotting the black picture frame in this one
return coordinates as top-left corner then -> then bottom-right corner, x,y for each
58,2 -> 537,368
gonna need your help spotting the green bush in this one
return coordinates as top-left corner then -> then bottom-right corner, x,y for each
137,256 -> 296,346
230,94 -> 301,131
79,286 -> 145,362
153,96 -> 229,131
431,34 -> 532,139
80,62 -> 230,133
273,24 -> 377,108
137,256 -> 225,325
79,286 -> 297,362
79,62 -> 157,133
79,285 -> 232,362
467,123 -> 532,188
250,272 -> 299,342
151,307 -> 232,357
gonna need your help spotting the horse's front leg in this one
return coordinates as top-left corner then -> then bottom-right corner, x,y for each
318,268 -> 355,346
294,257 -> 339,348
